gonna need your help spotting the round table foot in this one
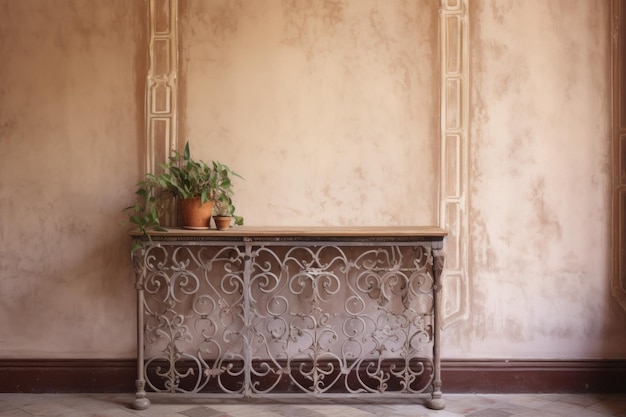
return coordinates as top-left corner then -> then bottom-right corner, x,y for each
131,397 -> 150,410
426,397 -> 446,410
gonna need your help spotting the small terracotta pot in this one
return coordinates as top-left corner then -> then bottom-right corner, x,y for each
213,216 -> 232,231
178,197 -> 213,229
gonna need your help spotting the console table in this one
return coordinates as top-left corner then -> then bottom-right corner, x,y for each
130,226 -> 446,410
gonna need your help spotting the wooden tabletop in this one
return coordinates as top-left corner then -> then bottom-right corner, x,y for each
130,226 -> 447,238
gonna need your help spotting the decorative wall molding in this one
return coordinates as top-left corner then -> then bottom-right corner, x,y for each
146,0 -> 178,173
2,359 -> 625,394
611,0 -> 626,311
438,0 -> 470,328
146,0 -> 178,225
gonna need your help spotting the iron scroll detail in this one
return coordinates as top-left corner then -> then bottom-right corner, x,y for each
131,233 -> 445,410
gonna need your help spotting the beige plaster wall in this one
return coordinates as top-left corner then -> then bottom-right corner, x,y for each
0,0 -> 624,362
0,0 -> 146,358
442,0 -> 626,358
179,0 -> 439,226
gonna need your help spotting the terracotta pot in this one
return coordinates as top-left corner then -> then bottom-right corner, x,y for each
178,197 -> 213,229
213,216 -> 232,231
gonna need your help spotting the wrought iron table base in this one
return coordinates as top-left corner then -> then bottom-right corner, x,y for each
130,227 -> 446,410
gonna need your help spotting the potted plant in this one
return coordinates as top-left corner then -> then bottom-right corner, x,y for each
213,193 -> 244,230
125,142 -> 243,235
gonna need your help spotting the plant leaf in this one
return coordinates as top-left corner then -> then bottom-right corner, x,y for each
184,142 -> 190,161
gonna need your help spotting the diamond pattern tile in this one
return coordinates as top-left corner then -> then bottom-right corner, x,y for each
0,394 -> 624,417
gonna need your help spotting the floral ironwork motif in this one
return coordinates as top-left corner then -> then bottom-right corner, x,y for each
132,235 -> 444,409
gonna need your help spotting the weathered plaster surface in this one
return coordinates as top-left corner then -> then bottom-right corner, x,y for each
442,0 -> 626,358
0,0 -> 624,361
0,0 -> 146,358
179,0 -> 439,227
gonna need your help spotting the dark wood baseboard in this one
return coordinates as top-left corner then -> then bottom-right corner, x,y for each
0,359 -> 136,393
1,359 -> 625,394
442,359 -> 626,393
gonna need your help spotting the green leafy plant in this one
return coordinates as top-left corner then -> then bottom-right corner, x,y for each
213,193 -> 244,226
124,142 -> 244,237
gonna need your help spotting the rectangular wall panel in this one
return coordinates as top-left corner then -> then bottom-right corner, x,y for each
621,190 -> 626,292
446,78 -> 461,130
621,134 -> 626,184
612,0 -> 626,311
445,202 -> 460,270
154,0 -> 171,35
152,84 -> 171,114
153,39 -> 171,77
151,118 -> 170,175
620,1 -> 626,130
446,16 -> 461,74
446,134 -> 461,198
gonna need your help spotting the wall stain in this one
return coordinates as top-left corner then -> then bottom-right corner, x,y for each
529,177 -> 562,241
210,0 -> 243,42
469,212 -> 499,274
489,0 -> 514,26
281,0 -> 345,61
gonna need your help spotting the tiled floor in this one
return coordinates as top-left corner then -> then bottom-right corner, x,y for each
0,393 -> 625,417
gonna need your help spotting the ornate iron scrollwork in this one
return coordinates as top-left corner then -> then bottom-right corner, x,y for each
131,233 -> 444,410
